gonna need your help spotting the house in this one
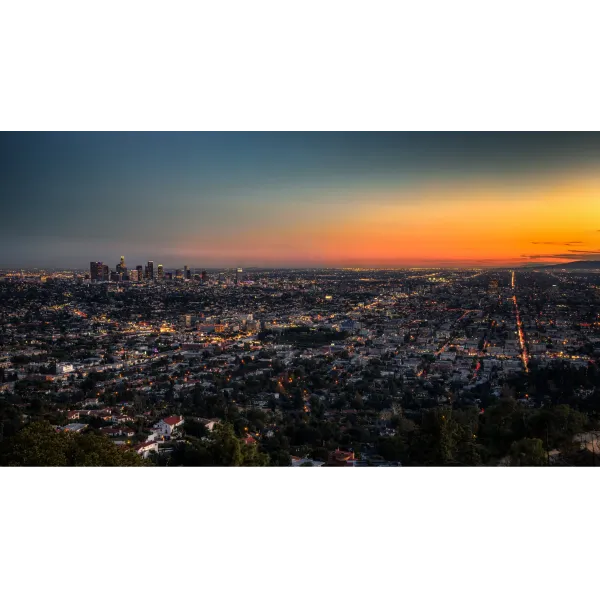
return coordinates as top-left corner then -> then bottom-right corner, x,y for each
100,427 -> 124,437
325,449 -> 356,466
111,414 -> 134,424
573,431 -> 600,454
198,417 -> 220,431
154,415 -> 185,438
134,440 -> 158,459
59,423 -> 88,434
291,456 -> 324,467
67,410 -> 80,420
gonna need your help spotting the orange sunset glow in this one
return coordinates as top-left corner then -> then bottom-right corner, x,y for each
3,132 -> 600,268
169,171 -> 600,268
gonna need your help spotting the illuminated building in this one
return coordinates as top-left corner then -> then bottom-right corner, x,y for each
90,261 -> 103,282
147,261 -> 154,280
157,264 -> 164,280
116,256 -> 127,276
129,268 -> 139,282
184,265 -> 191,280
102,264 -> 109,280
201,270 -> 208,282
175,269 -> 182,279
136,265 -> 143,281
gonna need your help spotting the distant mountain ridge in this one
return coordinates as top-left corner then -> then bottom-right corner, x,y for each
535,260 -> 600,270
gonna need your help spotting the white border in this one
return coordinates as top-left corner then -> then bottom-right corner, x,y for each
2,1 -> 600,131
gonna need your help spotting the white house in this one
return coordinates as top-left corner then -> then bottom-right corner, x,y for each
154,415 -> 185,438
134,440 -> 159,459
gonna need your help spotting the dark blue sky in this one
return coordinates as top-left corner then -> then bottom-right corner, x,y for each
2,132 -> 600,268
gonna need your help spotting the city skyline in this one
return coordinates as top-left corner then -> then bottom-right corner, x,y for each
2,132 -> 600,269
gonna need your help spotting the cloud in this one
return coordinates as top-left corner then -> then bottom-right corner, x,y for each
531,241 -> 582,246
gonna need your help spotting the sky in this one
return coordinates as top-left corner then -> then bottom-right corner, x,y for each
1,132 -> 600,269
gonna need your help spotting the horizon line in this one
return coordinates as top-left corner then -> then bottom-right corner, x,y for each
0,262 -> 572,271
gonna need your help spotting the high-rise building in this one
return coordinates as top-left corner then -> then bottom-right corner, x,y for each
235,267 -> 243,285
90,261 -> 103,281
116,256 -> 127,278
175,269 -> 182,279
201,270 -> 208,282
136,265 -> 143,281
129,268 -> 139,282
184,265 -> 190,280
147,261 -> 154,280
102,265 -> 109,280
157,264 -> 164,280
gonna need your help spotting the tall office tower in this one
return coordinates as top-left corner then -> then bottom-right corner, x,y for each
147,261 -> 154,280
166,272 -> 173,280
102,265 -> 109,280
186,268 -> 192,280
136,265 -> 143,280
117,255 -> 126,272
157,264 -> 164,280
184,265 -> 190,280
175,269 -> 182,279
235,267 -> 243,285
218,272 -> 224,284
201,270 -> 208,282
90,261 -> 103,281
129,268 -> 139,282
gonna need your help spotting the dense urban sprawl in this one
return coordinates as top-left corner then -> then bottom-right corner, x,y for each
1,259 -> 600,466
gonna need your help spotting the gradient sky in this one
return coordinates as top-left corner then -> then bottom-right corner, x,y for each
1,132 -> 600,269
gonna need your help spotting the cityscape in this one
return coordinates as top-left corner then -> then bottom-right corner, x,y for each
1,257 -> 599,466
6,12 -> 598,600
1,132 -> 600,466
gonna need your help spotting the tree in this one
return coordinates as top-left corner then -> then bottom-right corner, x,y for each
210,422 -> 243,466
183,419 -> 208,439
241,440 -> 270,466
509,438 -> 546,466
0,421 -> 147,466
